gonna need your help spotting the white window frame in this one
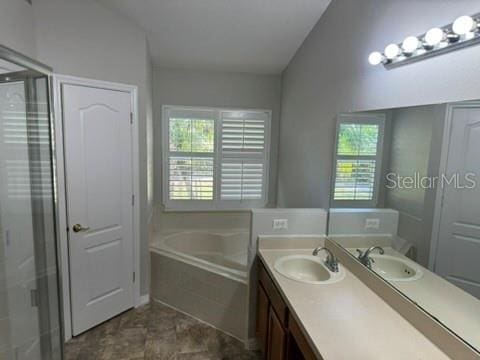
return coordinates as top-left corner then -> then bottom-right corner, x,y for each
331,113 -> 385,208
162,105 -> 271,211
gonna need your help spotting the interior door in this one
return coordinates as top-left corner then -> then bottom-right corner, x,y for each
62,84 -> 134,335
435,105 -> 480,299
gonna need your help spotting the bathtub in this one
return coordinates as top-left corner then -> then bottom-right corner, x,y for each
150,230 -> 250,340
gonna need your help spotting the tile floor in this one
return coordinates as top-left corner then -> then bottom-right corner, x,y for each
65,302 -> 262,360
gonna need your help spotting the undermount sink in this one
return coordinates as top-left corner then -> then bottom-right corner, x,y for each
369,254 -> 423,282
274,255 -> 345,285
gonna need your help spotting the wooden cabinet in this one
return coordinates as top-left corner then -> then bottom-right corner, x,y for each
268,307 -> 287,360
256,259 -> 320,360
256,284 -> 270,354
287,313 -> 318,360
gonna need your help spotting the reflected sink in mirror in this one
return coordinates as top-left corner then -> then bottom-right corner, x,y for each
369,254 -> 423,282
327,101 -> 480,352
274,254 -> 345,284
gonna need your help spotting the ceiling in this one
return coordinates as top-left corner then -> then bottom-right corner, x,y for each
96,0 -> 331,74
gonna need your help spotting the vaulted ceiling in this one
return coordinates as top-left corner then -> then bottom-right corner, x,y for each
96,0 -> 331,74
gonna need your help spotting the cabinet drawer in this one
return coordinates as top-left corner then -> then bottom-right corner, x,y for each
258,260 -> 288,327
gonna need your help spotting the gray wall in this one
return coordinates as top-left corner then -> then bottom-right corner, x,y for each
387,106 -> 436,218
385,105 -> 445,265
0,0 -> 36,57
153,67 -> 282,214
278,0 -> 480,209
32,0 -> 152,295
0,0 -> 153,296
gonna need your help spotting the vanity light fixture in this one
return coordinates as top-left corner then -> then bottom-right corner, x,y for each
424,27 -> 445,47
402,36 -> 420,54
368,51 -> 385,66
368,12 -> 480,69
452,15 -> 477,35
384,43 -> 401,59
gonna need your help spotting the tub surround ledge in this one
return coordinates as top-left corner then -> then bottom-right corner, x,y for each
257,236 -> 449,360
150,229 -> 250,341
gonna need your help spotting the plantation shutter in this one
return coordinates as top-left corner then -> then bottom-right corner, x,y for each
334,159 -> 377,200
332,115 -> 384,207
1,82 -> 52,200
219,111 -> 269,205
164,108 -> 217,209
162,106 -> 271,210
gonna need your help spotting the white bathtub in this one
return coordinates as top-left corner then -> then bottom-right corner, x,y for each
150,230 -> 250,340
151,230 -> 249,281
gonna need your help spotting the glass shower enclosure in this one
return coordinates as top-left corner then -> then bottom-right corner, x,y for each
0,46 -> 62,359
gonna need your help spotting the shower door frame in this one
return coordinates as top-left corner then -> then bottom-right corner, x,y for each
0,44 -> 64,358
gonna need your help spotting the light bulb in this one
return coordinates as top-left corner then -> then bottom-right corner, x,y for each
452,15 -> 477,35
384,43 -> 401,60
424,27 -> 445,46
402,36 -> 420,54
368,51 -> 384,66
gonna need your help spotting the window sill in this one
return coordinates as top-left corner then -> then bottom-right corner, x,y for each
162,207 -> 259,213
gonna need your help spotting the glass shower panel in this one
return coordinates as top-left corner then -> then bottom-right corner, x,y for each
0,59 -> 62,359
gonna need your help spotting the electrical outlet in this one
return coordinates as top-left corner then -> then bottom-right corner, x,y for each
273,219 -> 288,230
365,218 -> 380,230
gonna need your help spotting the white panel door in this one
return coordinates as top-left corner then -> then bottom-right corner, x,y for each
62,84 -> 134,335
435,105 -> 480,299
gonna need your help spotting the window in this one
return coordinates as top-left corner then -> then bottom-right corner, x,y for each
331,114 -> 385,207
162,106 -> 271,210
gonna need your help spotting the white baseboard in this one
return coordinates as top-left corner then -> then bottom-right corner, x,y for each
136,294 -> 150,307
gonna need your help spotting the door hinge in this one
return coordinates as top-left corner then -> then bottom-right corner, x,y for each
133,272 -> 136,283
130,112 -> 133,124
131,194 -> 135,206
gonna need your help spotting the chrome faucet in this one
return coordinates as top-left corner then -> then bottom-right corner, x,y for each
356,246 -> 384,269
312,247 -> 339,273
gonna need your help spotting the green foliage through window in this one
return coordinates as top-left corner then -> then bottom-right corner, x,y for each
337,123 -> 379,156
169,118 -> 214,153
168,117 -> 215,201
334,121 -> 381,201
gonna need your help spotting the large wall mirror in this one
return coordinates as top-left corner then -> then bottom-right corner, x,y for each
327,101 -> 480,352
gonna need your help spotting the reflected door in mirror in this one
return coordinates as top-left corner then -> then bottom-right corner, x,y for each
435,104 -> 480,299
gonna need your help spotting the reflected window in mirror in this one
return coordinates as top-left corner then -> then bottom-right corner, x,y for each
332,114 -> 385,208
327,103 -> 480,355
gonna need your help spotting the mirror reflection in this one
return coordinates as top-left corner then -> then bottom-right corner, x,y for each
328,102 -> 480,351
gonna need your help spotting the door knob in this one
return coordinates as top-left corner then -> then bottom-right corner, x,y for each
72,224 -> 90,233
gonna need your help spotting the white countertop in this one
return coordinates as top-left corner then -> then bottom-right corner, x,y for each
258,247 -> 450,360
361,247 -> 480,351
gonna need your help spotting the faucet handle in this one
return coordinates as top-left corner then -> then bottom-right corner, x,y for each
356,249 -> 364,258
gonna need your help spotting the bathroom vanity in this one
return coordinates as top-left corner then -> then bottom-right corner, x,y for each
256,259 -> 317,360
255,238 -> 449,360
